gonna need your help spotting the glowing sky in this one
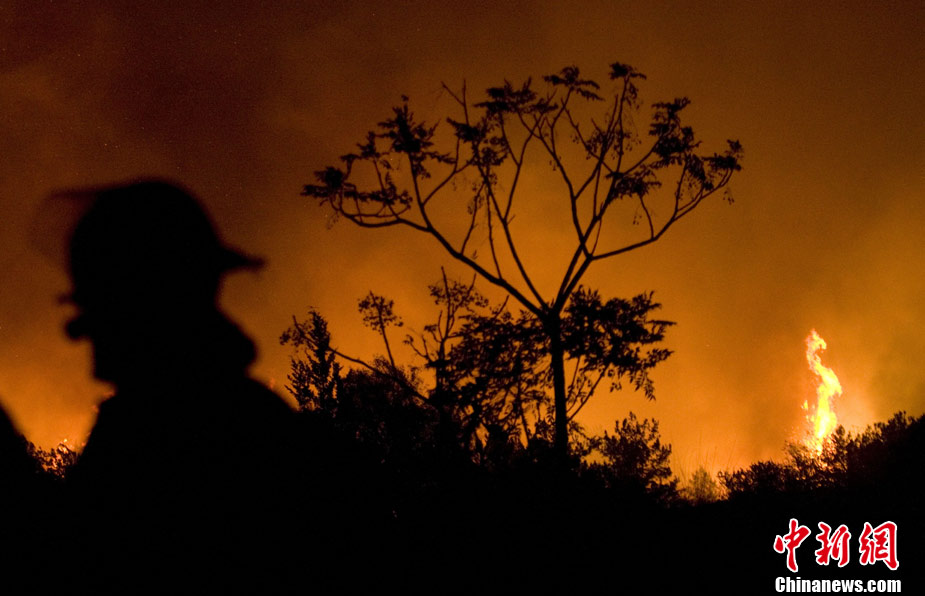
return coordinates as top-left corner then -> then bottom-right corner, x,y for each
1,1 -> 923,476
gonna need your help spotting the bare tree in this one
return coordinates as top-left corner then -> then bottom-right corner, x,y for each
303,60 -> 742,462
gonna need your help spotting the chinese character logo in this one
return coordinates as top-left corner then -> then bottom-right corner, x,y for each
859,521 -> 898,570
815,522 -> 851,567
774,518 -> 811,573
774,519 -> 899,572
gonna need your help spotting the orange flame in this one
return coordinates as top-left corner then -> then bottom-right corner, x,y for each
802,330 -> 842,453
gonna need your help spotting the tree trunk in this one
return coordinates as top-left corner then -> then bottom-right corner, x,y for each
547,316 -> 569,466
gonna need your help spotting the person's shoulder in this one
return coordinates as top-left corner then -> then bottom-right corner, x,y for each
84,394 -> 133,438
221,378 -> 298,439
238,378 -> 295,415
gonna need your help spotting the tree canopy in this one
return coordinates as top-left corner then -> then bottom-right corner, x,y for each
303,59 -> 742,460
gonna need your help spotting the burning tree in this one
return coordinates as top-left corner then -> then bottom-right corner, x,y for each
303,60 -> 742,462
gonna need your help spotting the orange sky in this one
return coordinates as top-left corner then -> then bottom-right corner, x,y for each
1,1 -> 923,477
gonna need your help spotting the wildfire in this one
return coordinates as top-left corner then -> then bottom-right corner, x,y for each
802,330 -> 842,453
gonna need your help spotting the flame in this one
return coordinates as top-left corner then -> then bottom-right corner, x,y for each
802,330 -> 842,453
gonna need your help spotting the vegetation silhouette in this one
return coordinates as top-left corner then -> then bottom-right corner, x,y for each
720,412 -> 925,500
1,170 -> 918,592
0,404 -> 55,581
282,287 -> 925,590
283,289 -> 695,589
0,406 -> 42,492
283,272 -> 673,467
683,464 -> 723,505
582,412 -> 677,505
303,59 -> 743,460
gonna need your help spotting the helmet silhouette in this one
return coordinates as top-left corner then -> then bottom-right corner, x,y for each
65,179 -> 260,339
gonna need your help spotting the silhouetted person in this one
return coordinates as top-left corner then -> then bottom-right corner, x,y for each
59,180 -> 301,591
